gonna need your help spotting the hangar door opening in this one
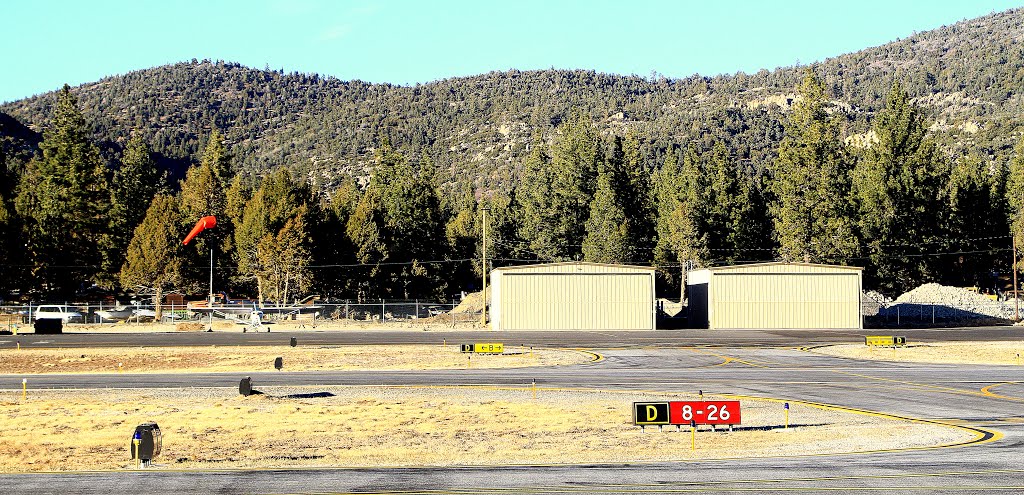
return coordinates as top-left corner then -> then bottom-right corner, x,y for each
499,273 -> 654,330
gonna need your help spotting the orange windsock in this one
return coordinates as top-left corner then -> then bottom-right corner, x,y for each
182,216 -> 217,245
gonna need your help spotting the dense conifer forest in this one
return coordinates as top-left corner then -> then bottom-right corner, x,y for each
1,8 -> 1024,303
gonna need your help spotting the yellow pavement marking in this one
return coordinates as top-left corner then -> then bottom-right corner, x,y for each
980,381 -> 1023,401
573,349 -> 604,363
831,370 -> 1024,403
683,347 -> 733,367
686,347 -> 768,368
334,483 -> 1024,494
755,347 -> 1024,404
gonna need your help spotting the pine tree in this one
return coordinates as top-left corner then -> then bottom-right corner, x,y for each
346,185 -> 386,300
605,133 -> 655,263
705,141 -> 740,261
548,114 -> 601,260
769,71 -> 858,264
180,129 -> 232,223
517,140 -> 559,260
941,153 -> 998,287
486,189 -> 528,264
726,154 -> 773,264
178,129 -> 235,292
582,171 -> 630,263
653,149 -> 682,283
120,194 -> 185,319
14,85 -> 110,295
444,185 -> 479,291
1007,136 -> 1024,274
104,133 -> 163,287
0,147 -> 14,291
853,81 -> 945,295
309,176 -> 360,298
257,205 -> 312,304
234,169 -> 310,303
654,147 -> 710,300
667,147 -> 711,267
346,139 -> 446,299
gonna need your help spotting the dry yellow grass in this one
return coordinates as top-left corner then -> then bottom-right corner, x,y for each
814,341 -> 1024,365
0,387 -> 973,473
0,345 -> 587,374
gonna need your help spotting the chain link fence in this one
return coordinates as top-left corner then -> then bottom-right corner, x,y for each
862,298 -> 1019,327
0,300 -> 484,330
7,297 -> 1017,331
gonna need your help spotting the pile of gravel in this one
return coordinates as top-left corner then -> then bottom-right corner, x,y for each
860,291 -> 892,316
888,283 -> 1016,320
863,291 -> 893,305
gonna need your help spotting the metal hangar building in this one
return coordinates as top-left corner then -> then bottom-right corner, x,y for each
489,262 -> 657,331
686,262 -> 863,330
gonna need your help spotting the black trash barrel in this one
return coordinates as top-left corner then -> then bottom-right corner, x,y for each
131,423 -> 162,462
239,377 -> 253,397
34,319 -> 63,334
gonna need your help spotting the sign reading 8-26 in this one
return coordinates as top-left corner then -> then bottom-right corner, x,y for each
633,401 -> 742,426
670,401 -> 741,425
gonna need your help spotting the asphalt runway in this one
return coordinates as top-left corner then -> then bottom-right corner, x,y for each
3,325 -> 1023,348
1,330 -> 1024,493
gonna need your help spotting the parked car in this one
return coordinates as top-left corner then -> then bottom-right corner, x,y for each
33,305 -> 84,323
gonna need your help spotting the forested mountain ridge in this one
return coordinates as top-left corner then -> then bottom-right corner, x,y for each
2,8 -> 1023,193
3,8 -> 1024,303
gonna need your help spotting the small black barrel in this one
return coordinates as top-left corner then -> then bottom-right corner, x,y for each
274,356 -> 283,370
34,319 -> 63,334
290,337 -> 297,347
239,377 -> 253,397
131,422 -> 162,462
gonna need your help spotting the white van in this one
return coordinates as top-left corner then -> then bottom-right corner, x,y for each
34,305 -> 84,323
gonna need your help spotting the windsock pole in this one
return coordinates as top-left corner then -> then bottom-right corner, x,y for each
182,216 -> 217,325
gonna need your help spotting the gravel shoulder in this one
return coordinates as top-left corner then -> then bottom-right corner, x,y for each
0,345 -> 586,374
0,387 -> 976,472
812,341 -> 1024,365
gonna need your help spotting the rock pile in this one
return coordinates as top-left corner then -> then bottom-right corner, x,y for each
860,291 -> 891,316
888,283 -> 1016,320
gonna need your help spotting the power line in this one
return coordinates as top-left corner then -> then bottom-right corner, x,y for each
0,243 -> 1013,272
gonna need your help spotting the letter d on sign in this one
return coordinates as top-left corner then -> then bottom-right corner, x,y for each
633,402 -> 669,426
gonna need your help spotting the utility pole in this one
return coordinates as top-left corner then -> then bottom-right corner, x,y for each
209,248 -> 215,331
481,207 -> 490,327
1014,235 -> 1019,321
1016,192 -> 1022,322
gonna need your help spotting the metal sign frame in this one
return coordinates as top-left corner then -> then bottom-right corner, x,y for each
633,402 -> 670,425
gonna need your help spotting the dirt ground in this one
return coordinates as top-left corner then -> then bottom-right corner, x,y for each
813,341 -> 1024,365
0,317 -> 487,334
0,387 -> 974,472
0,345 -> 586,374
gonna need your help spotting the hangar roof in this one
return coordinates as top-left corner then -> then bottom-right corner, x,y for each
492,261 -> 656,274
699,262 -> 863,273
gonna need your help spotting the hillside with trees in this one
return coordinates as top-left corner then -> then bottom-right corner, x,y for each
1,8 -> 1024,303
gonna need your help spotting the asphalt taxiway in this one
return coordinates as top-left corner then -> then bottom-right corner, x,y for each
1,329 -> 1023,493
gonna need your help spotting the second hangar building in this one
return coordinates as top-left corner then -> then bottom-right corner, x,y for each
686,262 -> 863,330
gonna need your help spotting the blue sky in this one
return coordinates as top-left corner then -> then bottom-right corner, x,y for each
2,0 -> 1022,103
